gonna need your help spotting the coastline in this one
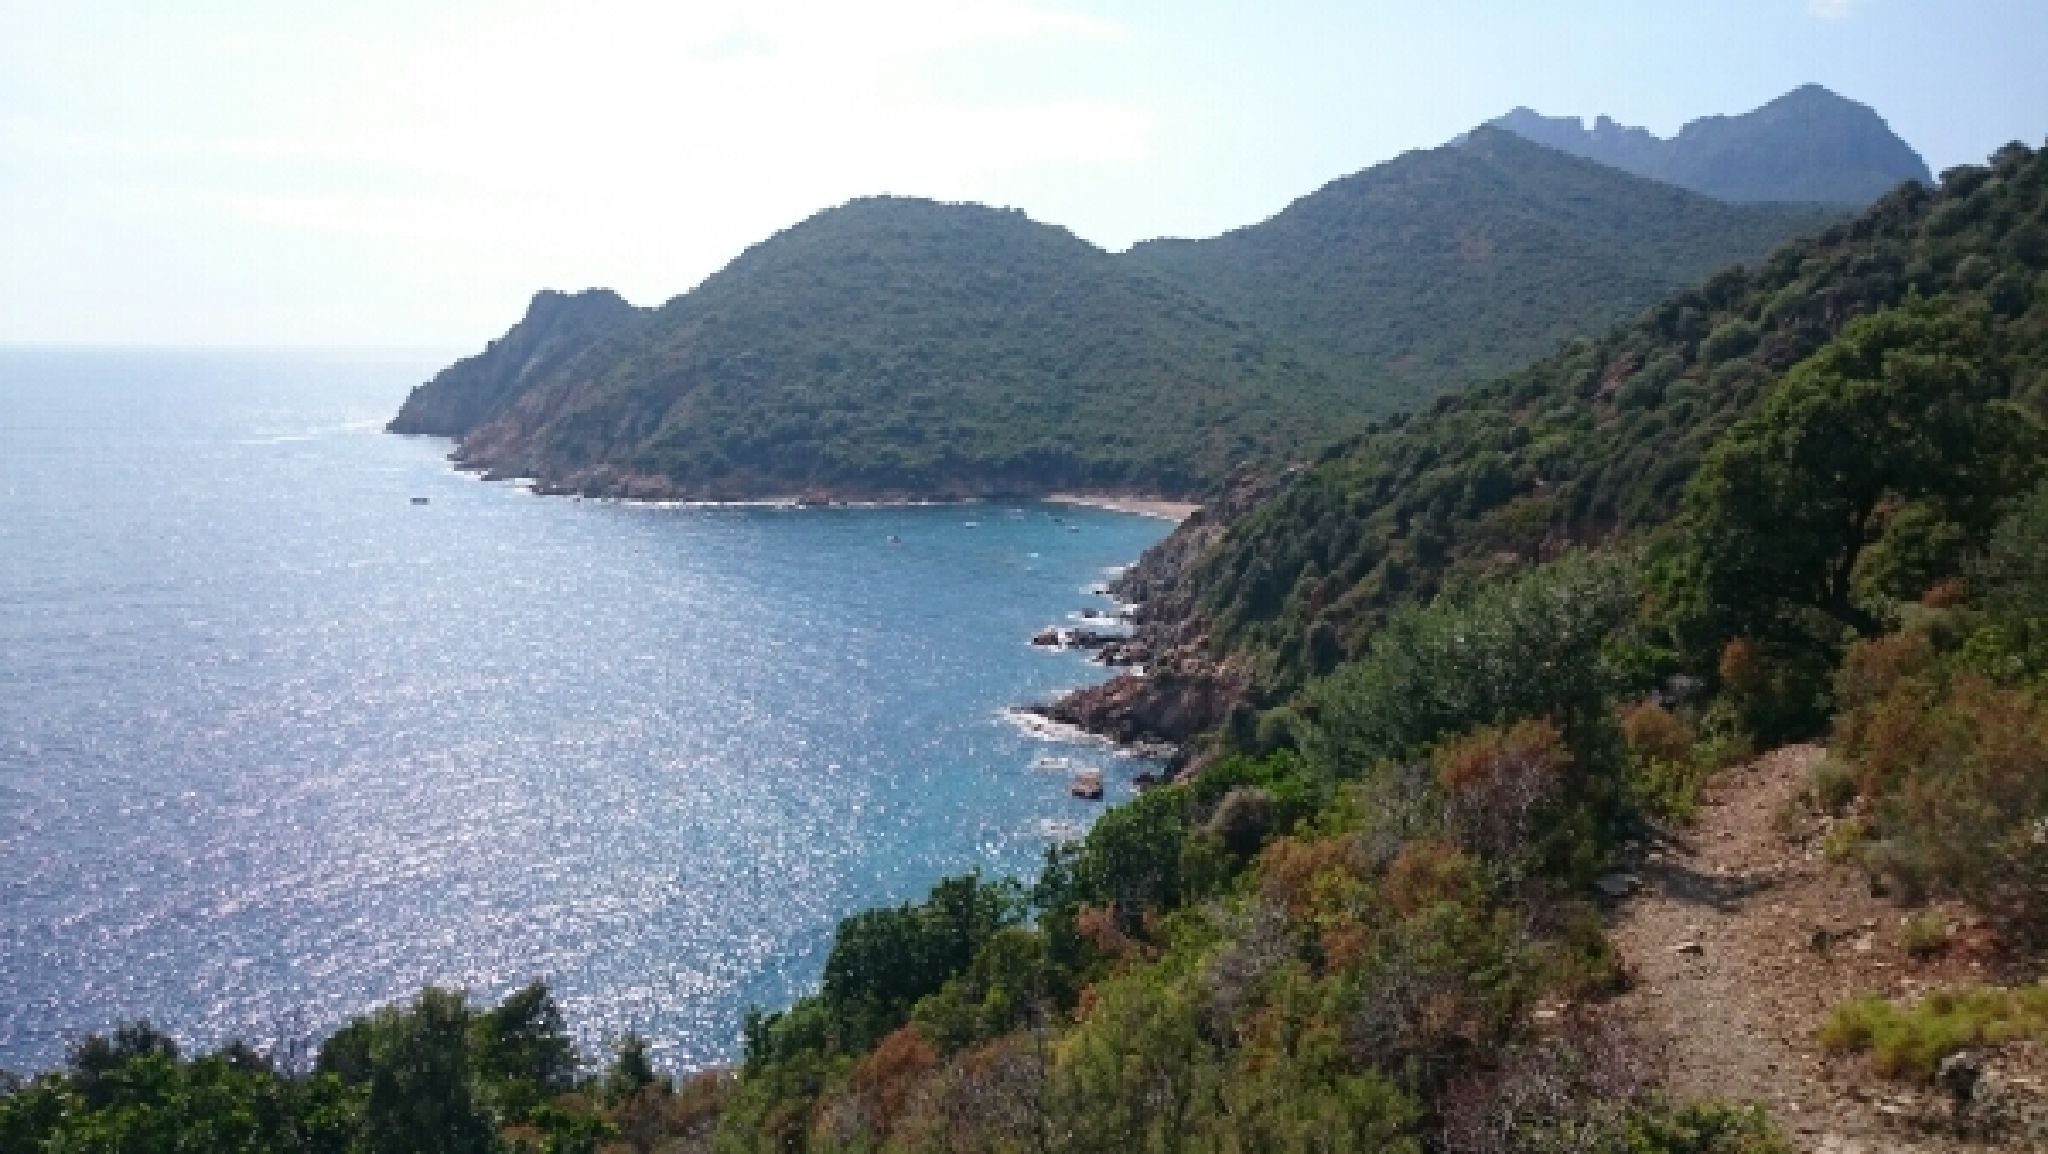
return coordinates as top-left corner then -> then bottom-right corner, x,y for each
417,436 -> 1204,523
455,454 -> 1204,757
1045,493 -> 1201,523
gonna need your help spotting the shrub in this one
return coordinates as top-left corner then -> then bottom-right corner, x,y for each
1900,912 -> 1950,960
1305,550 -> 1638,797
1620,701 -> 1713,820
1434,720 -> 1571,867
1620,702 -> 1695,765
1440,1018 -> 1792,1154
1831,668 -> 2048,936
1819,985 -> 2048,1080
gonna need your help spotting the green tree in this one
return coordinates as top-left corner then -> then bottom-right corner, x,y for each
1304,551 -> 1639,777
1967,478 -> 2048,679
817,872 -> 1024,1049
360,987 -> 498,1154
471,979 -> 577,1121
602,1033 -> 661,1104
1673,303 -> 2038,648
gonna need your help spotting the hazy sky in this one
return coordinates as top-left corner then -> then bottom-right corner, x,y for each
5,0 -> 2045,348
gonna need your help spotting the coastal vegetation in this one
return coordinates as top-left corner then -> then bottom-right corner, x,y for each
1156,137 -> 2048,709
9,115 -> 2046,1153
396,197 -> 1353,500
391,114 -> 1848,500
1124,126 -> 1841,409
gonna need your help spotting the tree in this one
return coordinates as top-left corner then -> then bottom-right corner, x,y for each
1304,551 -> 1638,777
471,979 -> 577,1120
1674,302 -> 2038,648
818,872 -> 1023,1045
360,987 -> 497,1154
1967,478 -> 2048,678
603,1033 -> 660,1104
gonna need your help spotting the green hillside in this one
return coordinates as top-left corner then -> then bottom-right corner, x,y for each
15,136 -> 2048,1154
1123,126 -> 1843,409
1141,140 -> 2048,700
386,288 -> 645,439
393,197 -> 1351,500
395,129 -> 1845,500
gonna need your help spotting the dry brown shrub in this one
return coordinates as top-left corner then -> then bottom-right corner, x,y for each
1257,835 -> 1367,919
1835,629 -> 1939,716
1382,840 -> 1479,917
1072,904 -> 1137,962
888,1032 -> 1050,1154
1718,636 -> 1762,693
1619,701 -> 1694,765
812,1026 -> 940,1148
605,1069 -> 731,1154
1921,576 -> 1968,607
1434,720 -> 1570,862
1836,663 -> 2048,940
1439,1016 -> 1664,1154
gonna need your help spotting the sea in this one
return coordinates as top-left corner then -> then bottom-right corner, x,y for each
0,347 -> 1170,1073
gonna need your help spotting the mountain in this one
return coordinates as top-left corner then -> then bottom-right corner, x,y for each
1095,140 -> 2047,715
1121,126 -> 1841,409
1492,84 -> 1934,205
392,197 -> 1352,500
396,129 -> 1843,500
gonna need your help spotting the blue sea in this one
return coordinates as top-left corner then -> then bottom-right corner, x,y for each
0,348 -> 1169,1073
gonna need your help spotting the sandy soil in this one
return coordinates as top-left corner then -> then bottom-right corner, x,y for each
1045,493 -> 1202,522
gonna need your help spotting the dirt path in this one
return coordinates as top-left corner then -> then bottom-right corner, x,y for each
1599,745 -> 2029,1152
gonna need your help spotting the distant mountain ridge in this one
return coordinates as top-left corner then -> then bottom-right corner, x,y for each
1492,84 -> 1933,204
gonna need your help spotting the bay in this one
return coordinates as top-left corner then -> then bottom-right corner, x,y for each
0,348 -> 1167,1072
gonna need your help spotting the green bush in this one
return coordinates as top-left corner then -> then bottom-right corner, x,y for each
1304,551 -> 1639,778
1819,985 -> 2048,1080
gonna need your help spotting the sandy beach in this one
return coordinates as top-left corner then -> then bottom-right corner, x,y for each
1046,493 -> 1201,522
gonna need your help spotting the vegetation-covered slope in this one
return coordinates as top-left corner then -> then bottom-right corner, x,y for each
1131,139 -> 2048,701
397,117 -> 1856,500
388,289 -> 644,439
1493,84 -> 1933,206
1122,126 -> 1843,408
13,145 -> 2048,1154
392,197 -> 1352,500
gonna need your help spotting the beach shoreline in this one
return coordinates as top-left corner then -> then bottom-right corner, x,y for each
1044,493 -> 1201,523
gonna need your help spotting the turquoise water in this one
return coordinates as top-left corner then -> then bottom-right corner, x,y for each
0,348 -> 1168,1072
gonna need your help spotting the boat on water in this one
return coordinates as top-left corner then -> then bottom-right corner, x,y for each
1069,769 -> 1104,801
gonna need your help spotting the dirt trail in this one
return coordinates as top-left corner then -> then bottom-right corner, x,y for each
1600,744 -> 2034,1152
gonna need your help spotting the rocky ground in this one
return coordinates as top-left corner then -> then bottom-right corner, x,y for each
1595,745 -> 2045,1152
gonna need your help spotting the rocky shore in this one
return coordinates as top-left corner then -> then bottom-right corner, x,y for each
1026,464 -> 1281,756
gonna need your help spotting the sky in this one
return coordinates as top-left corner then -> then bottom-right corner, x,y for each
3,0 -> 2046,348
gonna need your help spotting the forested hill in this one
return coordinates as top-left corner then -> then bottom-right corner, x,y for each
1492,84 -> 1933,205
1121,126 -> 1842,409
395,122 -> 1852,500
1125,139 -> 2048,702
390,197 -> 1353,501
